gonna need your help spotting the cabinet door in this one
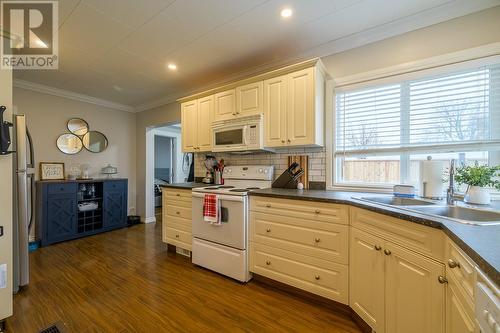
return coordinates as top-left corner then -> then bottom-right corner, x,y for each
287,67 -> 315,146
446,278 -> 476,333
197,95 -> 213,152
181,100 -> 198,152
385,241 -> 445,333
46,194 -> 77,243
263,75 -> 287,147
214,89 -> 236,121
236,81 -> 263,117
104,191 -> 127,229
350,228 -> 385,332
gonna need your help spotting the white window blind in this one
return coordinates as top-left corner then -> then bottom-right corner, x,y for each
335,63 -> 500,157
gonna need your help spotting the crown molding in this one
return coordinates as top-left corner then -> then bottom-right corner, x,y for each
13,79 -> 136,112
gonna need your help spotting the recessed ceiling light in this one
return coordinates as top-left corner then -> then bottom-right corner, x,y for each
167,63 -> 177,70
280,8 -> 293,18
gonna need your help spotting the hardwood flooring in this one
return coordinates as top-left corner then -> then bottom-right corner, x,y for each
6,222 -> 361,333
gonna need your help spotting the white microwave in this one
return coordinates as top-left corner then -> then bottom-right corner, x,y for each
211,115 -> 267,152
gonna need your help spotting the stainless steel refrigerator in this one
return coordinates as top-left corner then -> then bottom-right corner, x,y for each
12,114 -> 35,293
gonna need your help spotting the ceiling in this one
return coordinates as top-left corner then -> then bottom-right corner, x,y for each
12,0 -> 500,112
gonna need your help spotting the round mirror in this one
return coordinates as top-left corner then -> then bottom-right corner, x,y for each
83,131 -> 108,153
67,118 -> 89,136
57,133 -> 83,155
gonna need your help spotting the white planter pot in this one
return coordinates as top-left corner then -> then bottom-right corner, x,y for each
464,186 -> 491,205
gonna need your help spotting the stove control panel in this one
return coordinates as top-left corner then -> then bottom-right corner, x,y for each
223,165 -> 274,180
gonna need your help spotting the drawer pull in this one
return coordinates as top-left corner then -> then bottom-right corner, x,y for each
374,245 -> 382,251
266,228 -> 271,233
176,193 -> 180,197
314,275 -> 320,280
384,249 -> 391,256
315,210 -> 320,214
438,276 -> 448,284
176,211 -> 180,215
175,234 -> 179,238
60,187 -> 64,191
314,238 -> 320,243
281,140 -> 285,144
265,204 -> 271,208
265,260 -> 271,266
447,259 -> 460,269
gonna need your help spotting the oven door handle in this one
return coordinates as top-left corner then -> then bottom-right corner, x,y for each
192,192 -> 245,202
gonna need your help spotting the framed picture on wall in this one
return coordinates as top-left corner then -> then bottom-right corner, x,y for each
39,162 -> 65,180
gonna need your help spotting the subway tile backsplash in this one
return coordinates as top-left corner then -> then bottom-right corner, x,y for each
194,147 -> 326,182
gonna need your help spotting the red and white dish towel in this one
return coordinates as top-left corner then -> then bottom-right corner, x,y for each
203,194 -> 221,225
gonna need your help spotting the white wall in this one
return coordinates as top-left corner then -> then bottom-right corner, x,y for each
13,88 -> 137,213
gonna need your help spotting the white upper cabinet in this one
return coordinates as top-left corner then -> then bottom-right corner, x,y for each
264,75 -> 287,147
181,96 -> 213,153
214,89 -> 236,121
263,66 -> 324,148
197,95 -> 214,151
236,81 -> 263,117
181,100 -> 198,152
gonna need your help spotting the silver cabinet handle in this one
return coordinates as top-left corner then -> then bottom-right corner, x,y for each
266,260 -> 271,265
315,275 -> 320,280
448,259 -> 460,269
384,249 -> 392,256
314,238 -> 320,243
266,228 -> 271,233
438,276 -> 448,284
374,245 -> 382,251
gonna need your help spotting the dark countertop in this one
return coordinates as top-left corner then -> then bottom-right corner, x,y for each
249,188 -> 500,286
36,178 -> 128,184
159,182 -> 207,189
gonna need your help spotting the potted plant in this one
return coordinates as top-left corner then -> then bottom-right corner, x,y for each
455,162 -> 500,205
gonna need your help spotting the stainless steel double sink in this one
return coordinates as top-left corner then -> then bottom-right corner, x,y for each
356,196 -> 500,226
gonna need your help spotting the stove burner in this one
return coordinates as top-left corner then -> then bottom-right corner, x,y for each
217,186 -> 235,189
203,186 -> 219,190
229,189 -> 251,193
246,187 -> 260,190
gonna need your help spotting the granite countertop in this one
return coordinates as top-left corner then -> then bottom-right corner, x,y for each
249,188 -> 500,286
159,182 -> 207,189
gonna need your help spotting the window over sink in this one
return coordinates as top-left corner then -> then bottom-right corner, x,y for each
330,56 -> 500,193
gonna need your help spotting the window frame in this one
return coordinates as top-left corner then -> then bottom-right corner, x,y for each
326,45 -> 500,193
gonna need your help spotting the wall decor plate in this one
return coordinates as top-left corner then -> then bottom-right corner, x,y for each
40,162 -> 65,180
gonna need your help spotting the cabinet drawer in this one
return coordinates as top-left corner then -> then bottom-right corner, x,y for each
164,227 -> 192,250
165,216 -> 191,233
165,204 -> 191,220
250,197 -> 348,225
48,183 -> 77,195
250,211 -> 348,264
351,208 -> 445,261
163,188 -> 192,202
250,243 -> 348,304
446,238 -> 475,301
104,181 -> 126,192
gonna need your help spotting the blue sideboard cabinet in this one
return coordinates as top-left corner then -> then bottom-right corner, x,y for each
36,179 -> 128,247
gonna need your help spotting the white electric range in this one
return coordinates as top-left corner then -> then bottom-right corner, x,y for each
191,165 -> 274,282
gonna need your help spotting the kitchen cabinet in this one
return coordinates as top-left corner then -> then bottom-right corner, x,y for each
264,66 -> 324,148
181,96 -> 213,152
236,81 -> 263,117
162,188 -> 192,251
249,196 -> 349,304
350,208 -> 446,333
446,277 -> 476,333
214,89 -> 236,121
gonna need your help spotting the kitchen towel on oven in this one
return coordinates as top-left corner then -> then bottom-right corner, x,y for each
203,194 -> 221,225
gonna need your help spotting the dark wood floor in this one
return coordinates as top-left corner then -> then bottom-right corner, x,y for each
6,220 -> 361,333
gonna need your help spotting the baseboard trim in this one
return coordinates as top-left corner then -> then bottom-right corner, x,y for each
141,216 -> 156,224
252,274 -> 372,333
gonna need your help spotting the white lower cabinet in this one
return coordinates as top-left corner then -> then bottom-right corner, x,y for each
350,209 -> 446,333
